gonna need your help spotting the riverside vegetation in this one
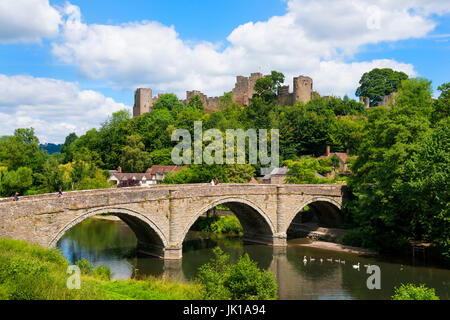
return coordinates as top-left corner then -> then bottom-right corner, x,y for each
0,238 -> 277,300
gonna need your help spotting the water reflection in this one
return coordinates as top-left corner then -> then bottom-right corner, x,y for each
57,217 -> 450,300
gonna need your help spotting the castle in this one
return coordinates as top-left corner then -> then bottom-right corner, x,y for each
133,72 -> 317,117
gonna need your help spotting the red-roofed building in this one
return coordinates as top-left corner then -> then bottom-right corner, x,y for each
109,165 -> 186,187
317,146 -> 350,172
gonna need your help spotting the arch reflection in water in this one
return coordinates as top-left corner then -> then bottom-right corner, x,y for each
57,217 -> 450,299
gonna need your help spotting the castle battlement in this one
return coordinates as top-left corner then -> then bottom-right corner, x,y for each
133,72 -> 317,117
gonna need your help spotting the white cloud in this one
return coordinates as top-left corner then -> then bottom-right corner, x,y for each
50,0 -> 447,99
0,74 -> 128,143
0,0 -> 62,43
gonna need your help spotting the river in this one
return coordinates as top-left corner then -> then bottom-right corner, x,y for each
57,217 -> 450,300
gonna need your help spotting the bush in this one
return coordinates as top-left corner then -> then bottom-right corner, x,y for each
392,283 -> 439,300
197,247 -> 277,300
75,258 -> 94,275
94,265 -> 112,281
211,216 -> 243,235
75,258 -> 112,280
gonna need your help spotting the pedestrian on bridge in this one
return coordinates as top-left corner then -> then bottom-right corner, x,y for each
13,192 -> 19,202
58,188 -> 63,198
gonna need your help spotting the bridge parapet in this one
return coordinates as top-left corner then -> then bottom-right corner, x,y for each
0,183 -> 348,259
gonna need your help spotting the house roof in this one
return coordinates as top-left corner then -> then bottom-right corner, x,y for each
110,173 -> 154,181
249,177 -> 259,184
318,152 -> 349,163
146,165 -> 186,175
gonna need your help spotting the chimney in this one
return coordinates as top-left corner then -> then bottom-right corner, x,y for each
118,166 -> 122,173
326,146 -> 330,156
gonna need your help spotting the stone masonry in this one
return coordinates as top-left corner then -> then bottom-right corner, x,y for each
133,88 -> 154,117
133,72 -> 317,117
0,184 -> 347,259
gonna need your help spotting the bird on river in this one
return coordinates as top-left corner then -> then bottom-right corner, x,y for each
320,258 -> 323,263
340,260 -> 345,264
335,258 -> 341,263
326,258 -> 333,262
303,256 -> 308,264
310,257 -> 315,262
352,262 -> 360,270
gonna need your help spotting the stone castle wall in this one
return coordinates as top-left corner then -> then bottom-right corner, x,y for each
359,91 -> 398,108
133,72 -> 316,117
133,88 -> 153,117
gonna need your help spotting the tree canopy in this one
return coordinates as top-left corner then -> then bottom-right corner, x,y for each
355,68 -> 408,106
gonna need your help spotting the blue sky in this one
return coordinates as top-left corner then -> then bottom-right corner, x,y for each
0,0 -> 449,143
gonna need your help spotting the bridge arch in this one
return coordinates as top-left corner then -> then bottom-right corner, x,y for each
181,197 -> 276,245
49,207 -> 168,258
285,197 -> 343,236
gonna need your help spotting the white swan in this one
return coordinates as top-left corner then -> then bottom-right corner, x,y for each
303,256 -> 308,263
352,262 -> 360,270
320,258 -> 323,263
340,260 -> 345,264
326,258 -> 332,262
310,257 -> 315,262
334,258 -> 341,263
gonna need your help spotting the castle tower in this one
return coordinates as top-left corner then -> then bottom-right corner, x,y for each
231,72 -> 263,106
293,76 -> 313,104
133,88 -> 153,117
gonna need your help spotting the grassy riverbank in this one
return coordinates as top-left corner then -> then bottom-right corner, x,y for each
0,238 -> 203,300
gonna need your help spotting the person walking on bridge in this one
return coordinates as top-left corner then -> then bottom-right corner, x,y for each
58,188 -> 63,198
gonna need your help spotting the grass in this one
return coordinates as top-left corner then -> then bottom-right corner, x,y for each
0,238 -> 204,300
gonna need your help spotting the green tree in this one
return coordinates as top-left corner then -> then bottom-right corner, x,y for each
150,148 -> 173,165
285,158 -> 332,184
0,128 -> 44,171
186,95 -> 205,112
60,133 -> 78,163
279,104 -> 333,157
218,92 -> 240,110
406,119 -> 450,260
0,167 -> 33,196
432,82 -> 450,123
254,71 -> 285,103
225,164 -> 256,183
356,68 -> 408,106
328,116 -> 365,153
153,93 -> 185,112
120,135 -> 152,172
348,78 -> 443,255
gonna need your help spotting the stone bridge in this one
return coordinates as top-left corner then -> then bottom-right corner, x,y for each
0,184 -> 348,259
